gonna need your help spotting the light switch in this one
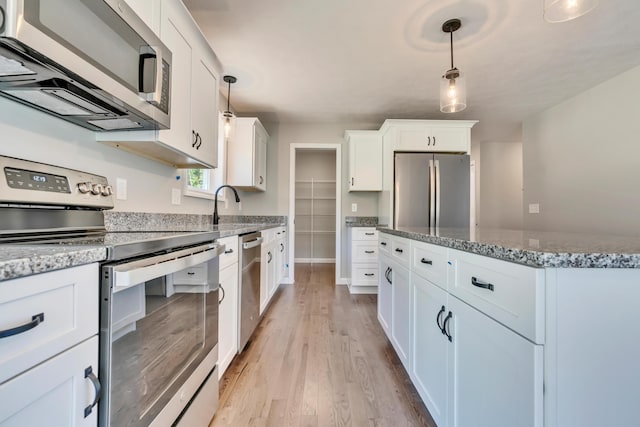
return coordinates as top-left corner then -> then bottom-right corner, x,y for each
351,203 -> 358,212
116,178 -> 127,200
171,188 -> 181,205
528,203 -> 540,214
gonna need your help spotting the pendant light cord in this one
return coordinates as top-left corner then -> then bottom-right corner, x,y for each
450,30 -> 454,70
226,80 -> 231,112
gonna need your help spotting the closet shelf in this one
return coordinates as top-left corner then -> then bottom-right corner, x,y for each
295,179 -> 336,184
295,230 -> 336,234
295,196 -> 336,200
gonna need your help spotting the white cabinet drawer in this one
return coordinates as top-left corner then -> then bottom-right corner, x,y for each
352,242 -> 378,263
411,240 -> 448,289
0,264 -> 98,383
274,227 -> 286,240
450,249 -> 545,344
218,235 -> 239,270
379,233 -> 391,256
173,265 -> 207,285
351,264 -> 378,286
390,237 -> 410,268
0,335 -> 99,426
352,228 -> 378,241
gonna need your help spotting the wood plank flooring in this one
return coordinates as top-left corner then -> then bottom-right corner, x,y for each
210,263 -> 436,427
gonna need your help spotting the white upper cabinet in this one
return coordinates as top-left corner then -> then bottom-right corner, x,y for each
381,119 -> 477,153
98,0 -> 221,169
227,118 -> 268,191
123,0 -> 161,35
345,130 -> 382,192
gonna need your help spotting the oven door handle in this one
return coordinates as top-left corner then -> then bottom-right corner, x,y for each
110,243 -> 225,292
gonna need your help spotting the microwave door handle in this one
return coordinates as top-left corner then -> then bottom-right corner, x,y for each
435,159 -> 441,229
110,243 -> 224,291
139,46 -> 162,103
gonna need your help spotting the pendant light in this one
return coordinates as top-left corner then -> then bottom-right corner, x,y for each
440,19 -> 466,114
544,0 -> 598,23
222,75 -> 237,142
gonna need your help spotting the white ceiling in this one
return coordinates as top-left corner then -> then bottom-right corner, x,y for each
184,0 -> 640,142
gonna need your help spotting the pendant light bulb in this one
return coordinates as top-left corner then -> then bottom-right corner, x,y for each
544,0 -> 598,23
440,19 -> 466,114
222,75 -> 237,142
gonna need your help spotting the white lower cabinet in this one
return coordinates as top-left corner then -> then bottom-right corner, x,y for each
0,336 -> 99,427
448,296 -> 543,427
380,233 -> 544,427
411,274 -> 449,427
378,255 -> 393,337
390,261 -> 411,370
260,227 -> 287,315
217,235 -> 239,379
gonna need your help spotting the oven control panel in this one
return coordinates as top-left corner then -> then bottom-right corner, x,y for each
0,155 -> 114,209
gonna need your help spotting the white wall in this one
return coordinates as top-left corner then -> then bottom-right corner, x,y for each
479,142 -> 523,229
0,98 -> 214,214
522,64 -> 640,235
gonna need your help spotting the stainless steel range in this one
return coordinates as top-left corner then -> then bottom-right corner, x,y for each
0,155 -> 222,426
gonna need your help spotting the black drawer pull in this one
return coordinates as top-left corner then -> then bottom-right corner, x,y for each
436,305 -> 446,333
365,232 -> 375,236
420,258 -> 433,265
364,273 -> 375,277
84,366 -> 101,417
443,311 -> 453,342
471,276 -> 495,291
219,284 -> 226,305
224,249 -> 234,254
364,250 -> 375,254
395,248 -> 403,253
380,242 -> 387,246
187,272 -> 195,276
0,313 -> 44,339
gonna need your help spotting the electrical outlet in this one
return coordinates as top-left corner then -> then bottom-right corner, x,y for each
171,188 -> 181,205
116,178 -> 127,200
351,203 -> 358,212
528,203 -> 540,214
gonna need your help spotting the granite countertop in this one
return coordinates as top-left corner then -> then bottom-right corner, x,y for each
378,226 -> 640,268
0,246 -> 107,281
345,216 -> 387,228
0,223 -> 287,282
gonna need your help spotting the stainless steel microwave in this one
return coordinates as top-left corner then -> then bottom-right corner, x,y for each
0,0 -> 171,131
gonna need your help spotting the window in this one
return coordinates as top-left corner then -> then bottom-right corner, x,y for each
183,113 -> 226,200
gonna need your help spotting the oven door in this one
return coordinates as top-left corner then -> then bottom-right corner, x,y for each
99,242 -> 223,427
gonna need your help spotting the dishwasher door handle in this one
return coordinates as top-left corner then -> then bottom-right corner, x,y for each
242,236 -> 263,249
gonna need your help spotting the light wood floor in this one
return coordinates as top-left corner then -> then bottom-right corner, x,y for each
211,263 -> 436,427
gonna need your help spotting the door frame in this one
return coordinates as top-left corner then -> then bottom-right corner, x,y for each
288,143 -> 342,285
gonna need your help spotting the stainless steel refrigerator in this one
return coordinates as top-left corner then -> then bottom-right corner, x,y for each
394,152 -> 470,228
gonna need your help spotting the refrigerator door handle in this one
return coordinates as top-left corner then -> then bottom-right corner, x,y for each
429,159 -> 436,228
435,159 -> 441,229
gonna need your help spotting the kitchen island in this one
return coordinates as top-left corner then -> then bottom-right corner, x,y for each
377,226 -> 640,427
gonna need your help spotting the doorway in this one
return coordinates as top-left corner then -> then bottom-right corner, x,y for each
288,144 -> 342,285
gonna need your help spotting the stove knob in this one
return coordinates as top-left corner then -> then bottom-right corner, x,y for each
78,182 -> 91,194
101,185 -> 113,196
91,183 -> 103,195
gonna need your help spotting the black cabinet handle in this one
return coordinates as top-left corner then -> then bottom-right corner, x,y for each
187,271 -> 195,276
364,273 -> 375,277
84,366 -> 101,417
443,312 -> 453,342
280,243 -> 284,252
395,248 -> 403,253
219,283 -> 226,305
365,232 -> 375,236
192,130 -> 197,147
259,175 -> 264,184
380,241 -> 387,246
436,305 -> 446,333
268,251 -> 272,263
364,250 -> 375,254
351,177 -> 354,186
224,249 -> 234,254
0,313 -> 44,339
385,267 -> 393,285
427,136 -> 431,145
420,258 -> 433,265
471,276 -> 495,291
195,132 -> 202,149
433,136 -> 436,146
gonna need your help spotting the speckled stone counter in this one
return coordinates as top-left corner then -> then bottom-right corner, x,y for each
0,246 -> 107,281
378,227 -> 640,268
345,216 -> 385,227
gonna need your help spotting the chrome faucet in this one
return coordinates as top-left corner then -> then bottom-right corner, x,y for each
213,185 -> 240,225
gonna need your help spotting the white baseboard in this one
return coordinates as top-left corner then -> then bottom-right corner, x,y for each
336,277 -> 349,286
294,258 -> 336,264
348,285 -> 378,295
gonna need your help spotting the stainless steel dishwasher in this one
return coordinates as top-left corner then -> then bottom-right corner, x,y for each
238,232 -> 263,352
